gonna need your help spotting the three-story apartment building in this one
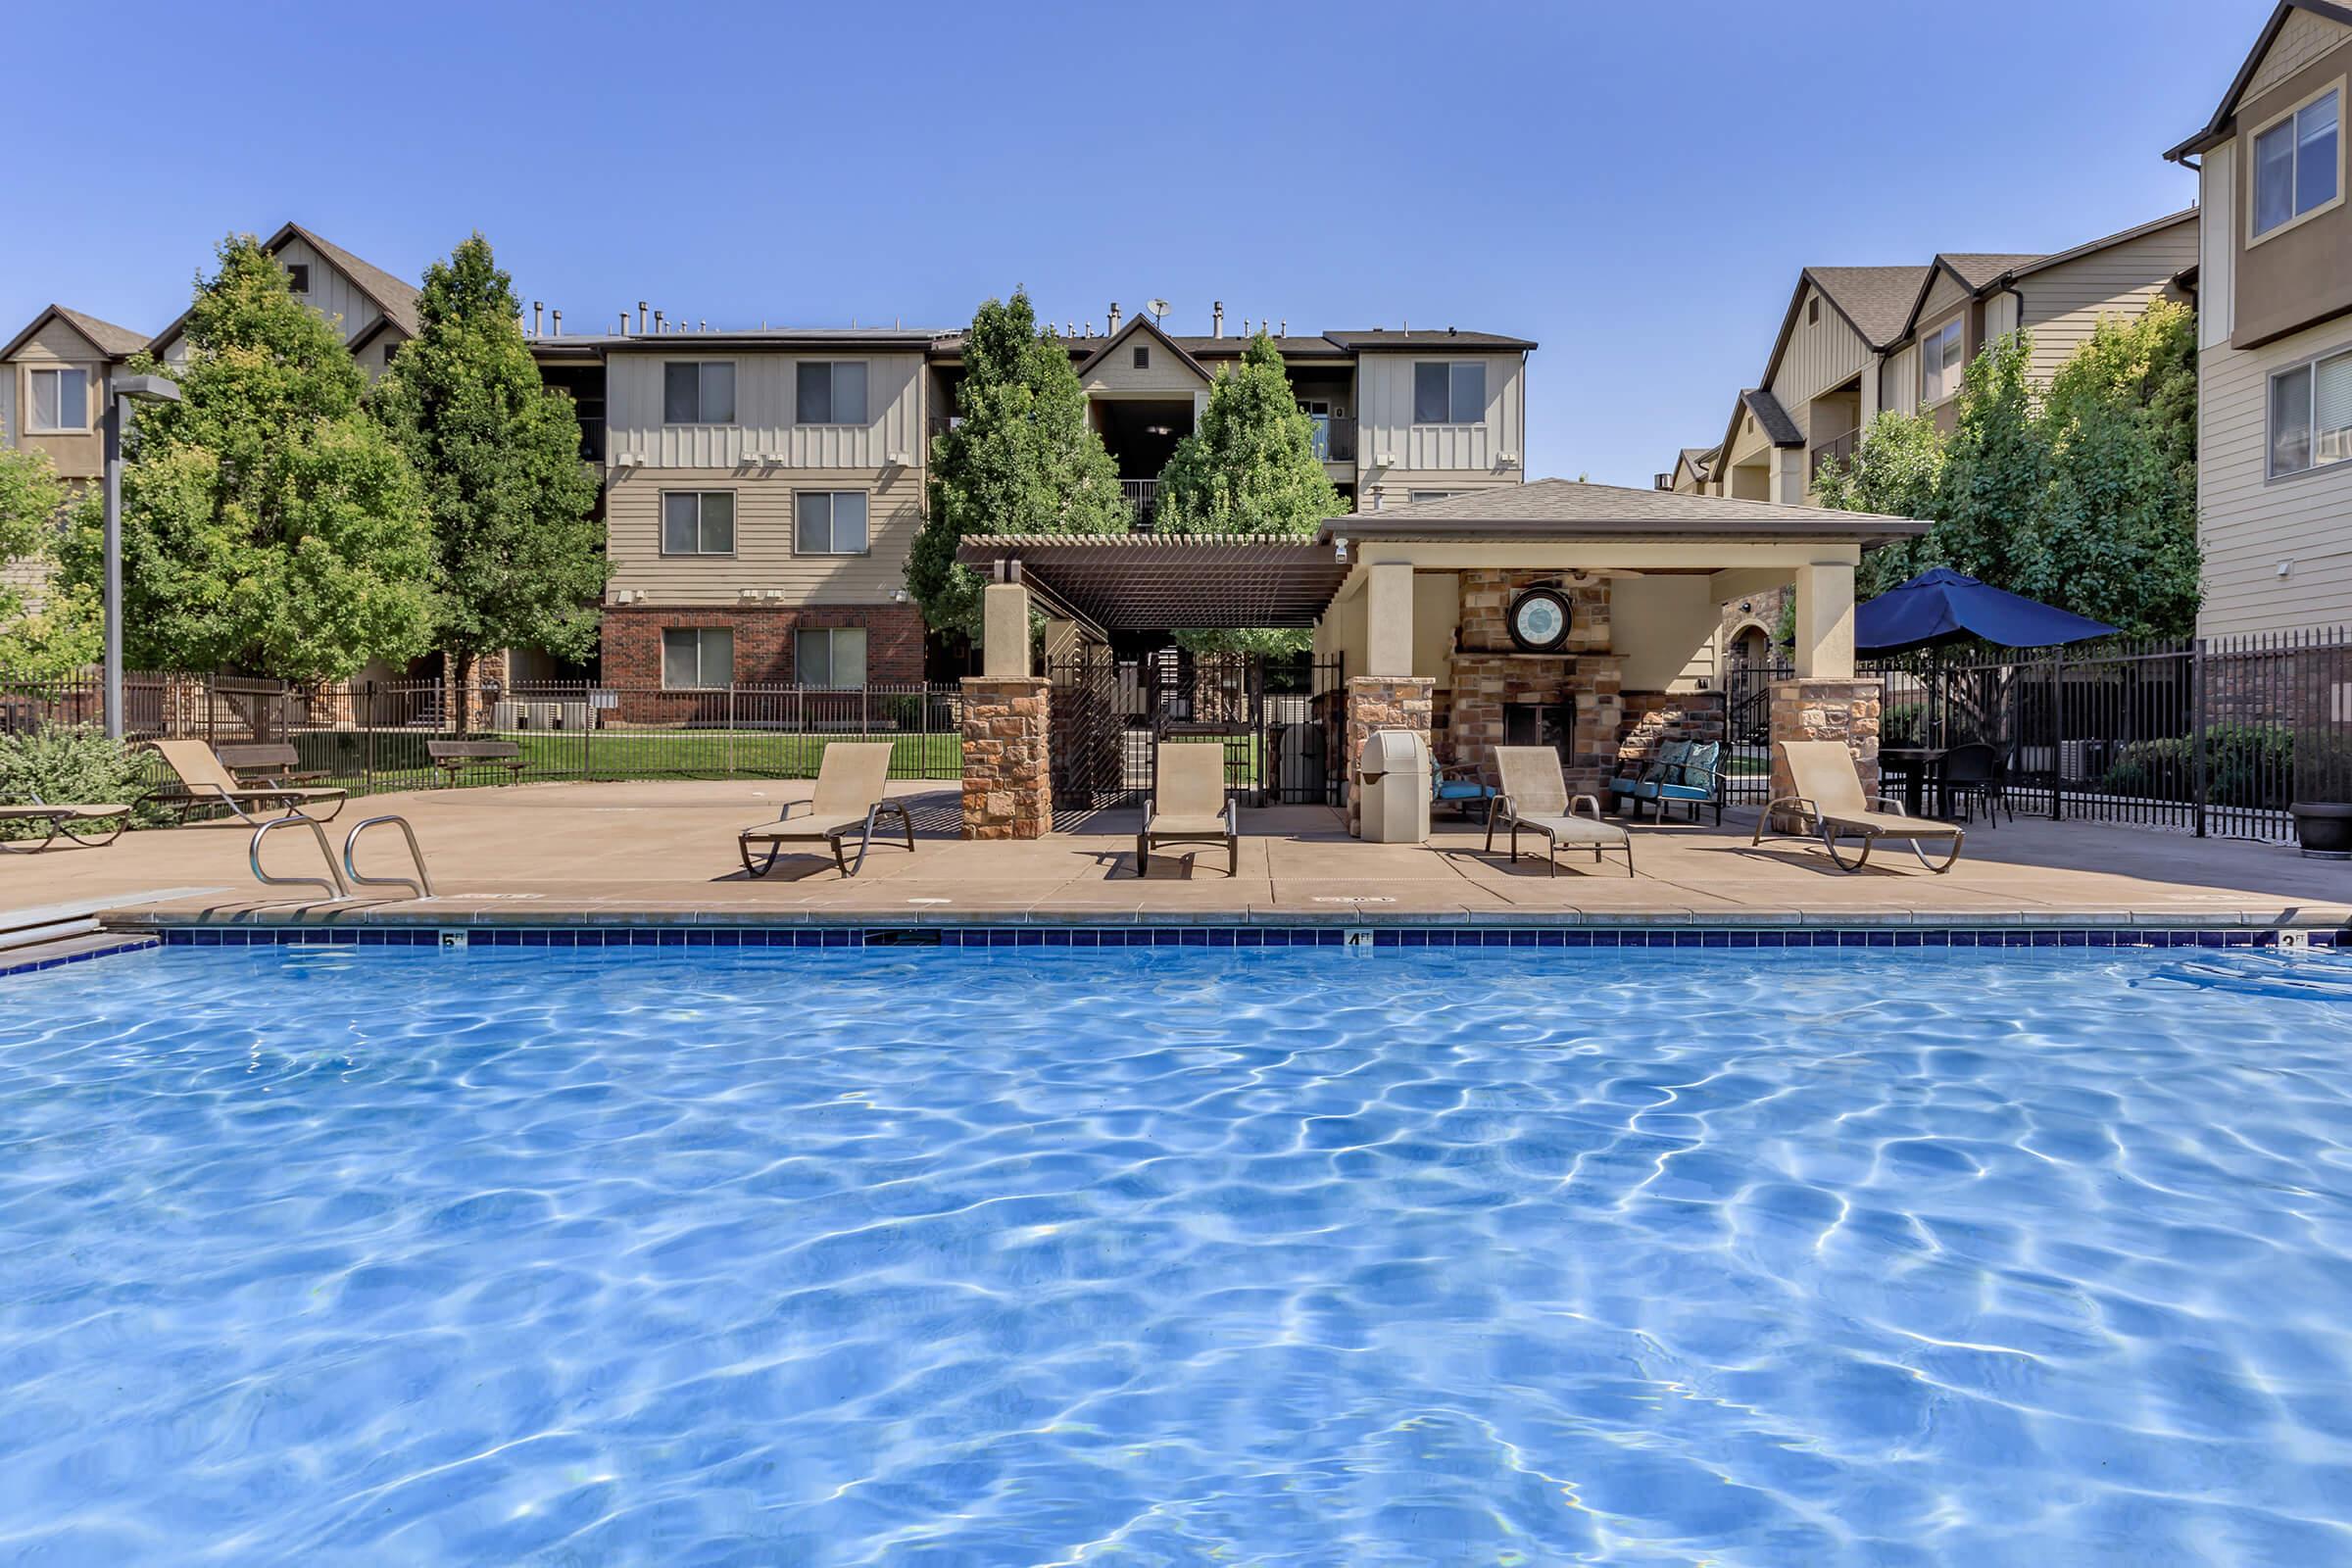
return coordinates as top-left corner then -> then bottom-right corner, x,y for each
2168,0 -> 2352,635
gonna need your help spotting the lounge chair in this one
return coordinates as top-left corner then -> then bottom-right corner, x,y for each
1138,743 -> 1237,876
0,796 -> 131,853
1484,746 -> 1634,877
738,742 -> 912,877
146,738 -> 347,824
1754,739 -> 1966,872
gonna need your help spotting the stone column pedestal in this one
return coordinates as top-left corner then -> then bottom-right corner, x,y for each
1767,678 -> 1882,831
1345,676 -> 1434,837
961,676 -> 1051,840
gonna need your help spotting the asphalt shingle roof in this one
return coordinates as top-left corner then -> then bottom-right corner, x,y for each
50,306 -> 151,359
1316,477 -> 1926,542
1740,389 -> 1804,448
1804,266 -> 1933,349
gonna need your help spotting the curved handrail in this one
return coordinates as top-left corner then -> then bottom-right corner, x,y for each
343,814 -> 437,900
250,815 -> 351,902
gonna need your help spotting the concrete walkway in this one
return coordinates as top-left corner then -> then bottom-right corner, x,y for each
5,778 -> 2344,932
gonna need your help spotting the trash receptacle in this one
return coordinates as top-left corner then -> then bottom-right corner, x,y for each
1356,729 -> 1432,843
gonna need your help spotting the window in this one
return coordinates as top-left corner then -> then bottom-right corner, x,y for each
796,490 -> 869,555
1808,297 -> 1821,325
661,491 -> 735,555
1412,361 -> 1486,423
1919,318 -> 1966,406
661,627 -> 733,689
794,361 -> 867,424
798,627 -> 867,689
2253,85 -> 2341,239
1407,490 -> 1464,504
663,361 -> 735,423
26,367 -> 89,431
1133,346 -> 1150,369
2269,347 -> 2352,477
287,264 -> 311,293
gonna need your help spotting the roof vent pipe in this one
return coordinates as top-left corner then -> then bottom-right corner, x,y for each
637,301 -> 648,333
551,310 -> 563,337
1107,302 -> 1121,333
654,310 -> 664,333
1278,318 -> 1287,336
531,301 -> 543,338
1212,301 -> 1224,338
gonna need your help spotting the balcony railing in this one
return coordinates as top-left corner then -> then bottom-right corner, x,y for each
1809,426 -> 1860,481
1122,478 -> 1157,529
1311,415 -> 1357,464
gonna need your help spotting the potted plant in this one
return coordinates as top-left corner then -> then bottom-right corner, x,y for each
2289,727 -> 2352,858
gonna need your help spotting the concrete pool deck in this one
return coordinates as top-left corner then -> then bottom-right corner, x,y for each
2,778 -> 2345,936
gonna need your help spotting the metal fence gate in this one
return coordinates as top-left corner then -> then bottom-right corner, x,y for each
1047,648 -> 1344,811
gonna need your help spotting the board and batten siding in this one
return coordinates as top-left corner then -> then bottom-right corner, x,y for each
1768,288 -> 1872,427
605,351 -> 924,469
1916,270 -> 1970,327
273,235 -> 384,347
605,466 -> 923,608
1881,344 -> 1920,417
2016,220 -> 2199,384
1356,353 -> 1525,472
1079,347 -> 1209,399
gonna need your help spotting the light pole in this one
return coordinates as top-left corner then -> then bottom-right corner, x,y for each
101,373 -> 179,739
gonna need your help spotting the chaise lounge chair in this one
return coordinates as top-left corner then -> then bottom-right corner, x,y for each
1484,746 -> 1634,877
146,738 -> 348,824
1753,739 -> 1966,872
738,742 -> 913,877
1138,743 -> 1237,876
0,796 -> 131,853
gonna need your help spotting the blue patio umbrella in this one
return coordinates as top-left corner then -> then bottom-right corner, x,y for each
1855,567 -> 2117,656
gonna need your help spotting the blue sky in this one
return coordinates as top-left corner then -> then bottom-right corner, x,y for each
8,0 -> 2236,486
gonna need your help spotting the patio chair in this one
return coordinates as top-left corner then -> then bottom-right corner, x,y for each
0,795 -> 131,853
1432,760 -> 1498,820
145,738 -> 348,824
738,742 -> 913,877
1138,743 -> 1238,876
1753,740 -> 1966,873
1938,742 -> 2011,826
1485,746 -> 1634,877
1608,739 -> 1690,818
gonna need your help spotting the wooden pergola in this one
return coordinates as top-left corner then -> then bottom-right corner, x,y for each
955,533 -> 1351,633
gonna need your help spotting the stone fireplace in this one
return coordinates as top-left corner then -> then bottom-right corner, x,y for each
1443,569 -> 1628,796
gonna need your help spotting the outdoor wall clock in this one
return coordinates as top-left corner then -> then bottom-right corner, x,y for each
1507,587 -> 1573,652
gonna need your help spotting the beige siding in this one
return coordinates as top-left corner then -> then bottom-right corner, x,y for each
2202,143 -> 2237,348
1882,344 -> 1920,416
1078,345 -> 1208,398
2016,219 -> 2200,382
1357,353 -> 1526,472
7,318 -> 112,478
1361,470 -> 1520,512
606,466 -> 922,607
2245,6 -> 2352,98
606,351 -> 925,469
0,353 -> 14,448
1917,269 -> 1970,323
274,235 -> 383,345
2195,311 -> 2352,635
1767,288 -> 1871,431
1984,290 -> 2019,342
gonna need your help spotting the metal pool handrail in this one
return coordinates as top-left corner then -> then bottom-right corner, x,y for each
343,815 -> 436,901
250,815 -> 351,902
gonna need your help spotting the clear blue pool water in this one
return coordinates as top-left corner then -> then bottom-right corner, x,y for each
3,946 -> 2352,1565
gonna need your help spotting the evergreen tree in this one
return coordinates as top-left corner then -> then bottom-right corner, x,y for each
1153,332 -> 1346,536
58,234 -> 434,679
371,232 -> 605,688
0,429 -> 97,679
906,290 -> 1125,640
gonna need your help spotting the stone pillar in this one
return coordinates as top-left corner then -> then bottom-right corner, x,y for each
1344,675 -> 1433,837
961,676 -> 1051,840
1767,678 -> 1882,831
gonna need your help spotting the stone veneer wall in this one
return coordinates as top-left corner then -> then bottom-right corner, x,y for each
1446,654 -> 1625,796
961,676 -> 1051,840
1457,569 -> 1611,655
1767,678 -> 1882,830
1344,676 -> 1433,836
1616,691 -> 1728,764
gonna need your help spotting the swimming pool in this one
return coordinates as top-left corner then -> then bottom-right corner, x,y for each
4,944 -> 2351,1564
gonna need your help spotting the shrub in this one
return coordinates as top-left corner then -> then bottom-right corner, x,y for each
0,723 -> 163,838
2099,723 -> 2295,808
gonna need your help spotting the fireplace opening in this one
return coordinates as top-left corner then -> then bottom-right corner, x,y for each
1504,697 -> 1576,760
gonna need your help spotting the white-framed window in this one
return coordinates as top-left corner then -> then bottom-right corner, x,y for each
1412,361 -> 1486,424
26,367 -> 90,432
797,626 -> 866,689
661,491 -> 735,556
1919,318 -> 1966,406
795,490 -> 868,555
662,627 -> 733,689
662,361 -> 735,423
2269,345 -> 2352,477
795,361 -> 868,424
2252,83 -> 2341,241
1407,489 -> 1464,504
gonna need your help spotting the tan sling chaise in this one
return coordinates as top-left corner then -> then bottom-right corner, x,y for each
738,742 -> 913,877
1484,746 -> 1634,877
1754,739 -> 1966,873
0,797 -> 131,853
147,738 -> 348,824
1138,743 -> 1238,876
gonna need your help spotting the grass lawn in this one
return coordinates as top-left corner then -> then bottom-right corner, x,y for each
283,729 -> 961,795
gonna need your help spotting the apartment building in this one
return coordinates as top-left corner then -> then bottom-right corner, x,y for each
2167,0 -> 2352,636
1666,214 -> 2197,506
150,221 -> 421,376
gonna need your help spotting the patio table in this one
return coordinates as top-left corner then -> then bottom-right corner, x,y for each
1878,746 -> 1954,819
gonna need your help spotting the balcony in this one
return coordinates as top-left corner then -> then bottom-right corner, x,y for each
1311,415 -> 1357,465
1122,478 -> 1158,529
1809,426 -> 1860,481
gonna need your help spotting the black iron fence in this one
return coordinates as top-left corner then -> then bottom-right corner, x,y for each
1722,625 -> 2351,841
0,672 -> 965,797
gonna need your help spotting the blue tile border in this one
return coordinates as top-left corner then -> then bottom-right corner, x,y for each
102,922 -> 2347,957
0,936 -> 162,979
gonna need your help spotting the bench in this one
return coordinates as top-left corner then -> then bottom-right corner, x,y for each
426,738 -> 530,784
215,742 -> 328,788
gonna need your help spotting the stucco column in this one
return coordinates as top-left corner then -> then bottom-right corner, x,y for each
1364,563 -> 1415,678
1344,675 -> 1433,838
981,582 -> 1032,679
1791,562 -> 1856,679
961,675 -> 1051,840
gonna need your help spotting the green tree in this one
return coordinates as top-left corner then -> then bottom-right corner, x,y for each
59,234 -> 434,679
1153,331 -> 1346,536
1811,409 -> 1948,595
906,290 -> 1126,640
372,232 -> 605,689
0,428 -> 99,679
1932,330 -> 2048,589
1172,627 -> 1312,658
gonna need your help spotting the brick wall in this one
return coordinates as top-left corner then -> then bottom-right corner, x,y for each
1616,691 -> 1727,763
601,604 -> 925,690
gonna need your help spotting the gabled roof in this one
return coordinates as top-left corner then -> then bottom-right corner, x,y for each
1803,267 -> 1934,350
1939,253 -> 2042,291
1678,445 -> 1717,479
1321,328 -> 1538,351
1739,389 -> 1803,448
1315,478 -> 1925,544
1071,314 -> 1213,383
1891,211 -> 2200,344
0,304 -> 149,363
2166,0 -> 2352,161
148,221 -> 422,354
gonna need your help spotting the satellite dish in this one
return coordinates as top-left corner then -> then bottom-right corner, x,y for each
1146,298 -> 1171,324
